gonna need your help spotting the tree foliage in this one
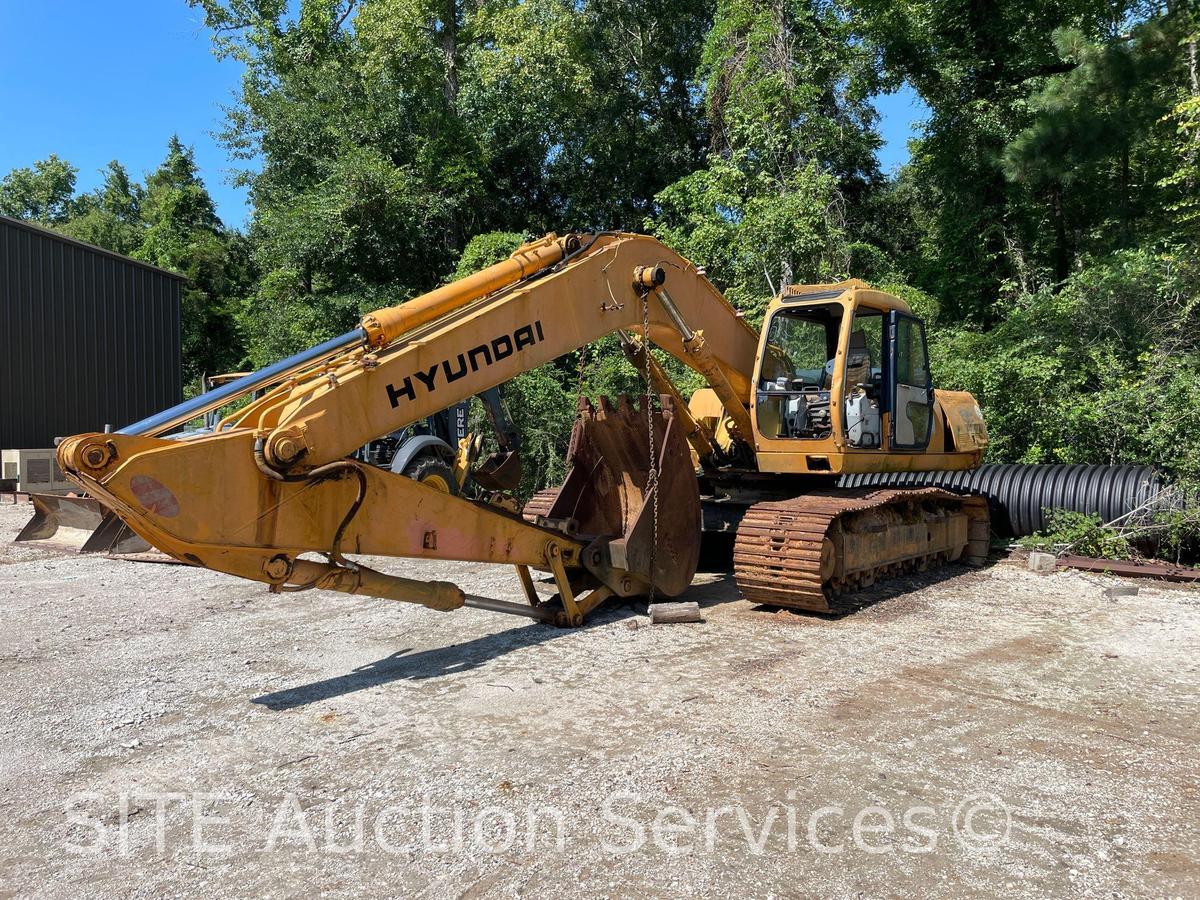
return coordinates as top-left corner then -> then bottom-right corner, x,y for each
931,248 -> 1200,480
5,0 -> 1200,515
63,162 -> 145,256
850,0 -> 1193,322
649,0 -> 882,316
137,138 -> 253,382
0,155 -> 79,224
187,0 -> 712,363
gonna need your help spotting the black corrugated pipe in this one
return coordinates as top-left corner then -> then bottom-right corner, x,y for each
839,464 -> 1171,537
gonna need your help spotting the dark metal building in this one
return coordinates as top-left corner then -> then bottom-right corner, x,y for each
0,214 -> 183,449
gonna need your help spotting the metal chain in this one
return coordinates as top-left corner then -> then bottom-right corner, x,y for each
640,292 -> 660,605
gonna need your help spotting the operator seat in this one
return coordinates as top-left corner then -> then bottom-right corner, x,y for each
845,330 -> 871,389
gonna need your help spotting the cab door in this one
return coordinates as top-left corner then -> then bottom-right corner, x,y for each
886,311 -> 934,450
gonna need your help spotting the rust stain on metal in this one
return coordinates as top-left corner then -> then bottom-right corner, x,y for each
1055,554 -> 1200,583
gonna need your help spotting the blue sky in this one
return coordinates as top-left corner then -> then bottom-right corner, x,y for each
0,1 -> 924,230
0,1 -> 254,227
874,85 -> 926,173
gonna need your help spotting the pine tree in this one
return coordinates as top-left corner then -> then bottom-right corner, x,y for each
63,161 -> 145,255
138,137 -> 250,383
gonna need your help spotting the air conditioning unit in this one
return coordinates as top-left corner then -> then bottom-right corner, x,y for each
0,449 -> 74,493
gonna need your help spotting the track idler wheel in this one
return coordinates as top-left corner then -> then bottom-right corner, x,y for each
523,395 -> 701,597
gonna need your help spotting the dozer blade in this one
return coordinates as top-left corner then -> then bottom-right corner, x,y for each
524,395 -> 701,597
14,493 -> 151,555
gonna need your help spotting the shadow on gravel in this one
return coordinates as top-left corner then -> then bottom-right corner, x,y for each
752,559 -> 998,620
684,572 -> 741,609
252,601 -> 637,711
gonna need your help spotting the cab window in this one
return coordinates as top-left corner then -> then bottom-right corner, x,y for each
755,305 -> 841,440
890,315 -> 933,448
760,314 -> 830,388
895,317 -> 930,387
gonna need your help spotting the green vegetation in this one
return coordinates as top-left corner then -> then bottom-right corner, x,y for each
1021,499 -> 1200,563
1020,510 -> 1141,560
3,1 -> 1199,530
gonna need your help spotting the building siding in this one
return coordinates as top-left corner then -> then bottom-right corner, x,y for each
0,215 -> 183,449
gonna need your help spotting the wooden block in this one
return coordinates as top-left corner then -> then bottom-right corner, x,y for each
649,601 -> 702,624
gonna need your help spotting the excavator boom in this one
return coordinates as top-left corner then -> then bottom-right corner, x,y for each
208,233 -> 758,469
54,233 -> 758,624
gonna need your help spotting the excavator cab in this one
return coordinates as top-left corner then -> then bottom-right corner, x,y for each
749,282 -> 980,475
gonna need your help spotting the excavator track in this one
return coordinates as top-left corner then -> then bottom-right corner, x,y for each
733,488 -> 989,613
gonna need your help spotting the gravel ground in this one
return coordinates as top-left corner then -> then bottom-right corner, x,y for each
0,497 -> 1197,898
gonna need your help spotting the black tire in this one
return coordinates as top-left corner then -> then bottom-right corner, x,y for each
402,455 -> 458,495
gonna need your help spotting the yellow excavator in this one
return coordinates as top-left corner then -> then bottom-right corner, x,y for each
52,233 -> 990,626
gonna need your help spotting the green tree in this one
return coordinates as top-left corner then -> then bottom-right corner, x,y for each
191,0 -> 712,363
531,0 -> 712,227
930,247 -> 1200,481
0,154 -> 78,224
62,161 -> 145,255
1159,11 -> 1200,235
195,0 -> 486,363
1004,16 -> 1189,279
649,0 -> 882,317
137,137 -> 252,382
853,0 -> 1135,322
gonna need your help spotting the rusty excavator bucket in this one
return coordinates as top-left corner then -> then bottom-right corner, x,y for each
14,493 -> 151,555
524,395 -> 701,597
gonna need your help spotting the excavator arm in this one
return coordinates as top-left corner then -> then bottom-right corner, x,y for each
56,233 -> 760,625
